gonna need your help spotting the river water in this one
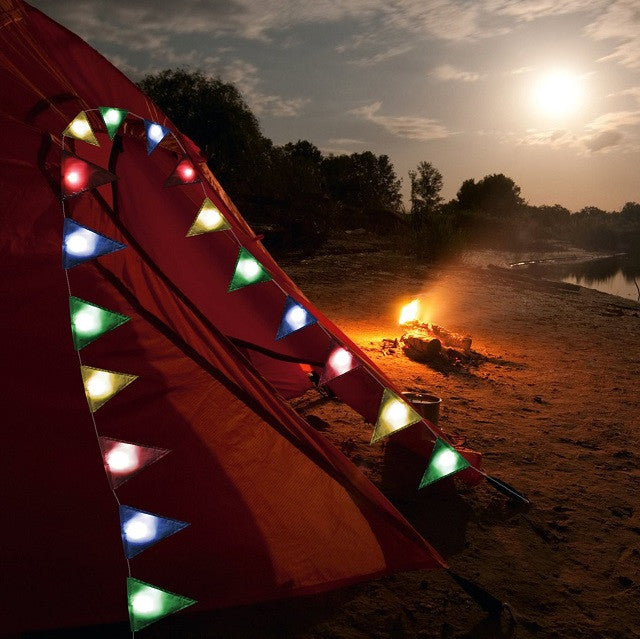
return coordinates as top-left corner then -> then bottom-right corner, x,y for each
525,254 -> 640,303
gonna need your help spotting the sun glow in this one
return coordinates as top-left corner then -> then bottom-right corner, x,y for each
534,70 -> 583,118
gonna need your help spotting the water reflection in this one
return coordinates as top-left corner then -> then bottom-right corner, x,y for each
528,254 -> 640,302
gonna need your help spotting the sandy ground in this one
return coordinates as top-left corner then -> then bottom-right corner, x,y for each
263,241 -> 640,639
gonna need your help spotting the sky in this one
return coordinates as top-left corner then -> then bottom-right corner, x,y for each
30,0 -> 640,211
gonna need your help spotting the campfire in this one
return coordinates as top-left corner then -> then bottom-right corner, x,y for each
392,299 -> 483,372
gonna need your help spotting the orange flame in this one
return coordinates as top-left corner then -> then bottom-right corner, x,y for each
399,299 -> 420,325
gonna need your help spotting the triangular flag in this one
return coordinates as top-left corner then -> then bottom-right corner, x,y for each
80,365 -> 138,413
127,577 -> 196,632
186,198 -> 231,236
370,388 -> 423,444
99,107 -> 128,140
275,296 -> 317,340
120,505 -> 189,559
62,111 -> 99,146
62,218 -> 126,269
163,157 -> 200,187
319,343 -> 360,385
61,151 -> 117,198
144,120 -> 170,154
419,438 -> 470,488
69,296 -> 130,350
228,247 -> 272,292
99,437 -> 170,489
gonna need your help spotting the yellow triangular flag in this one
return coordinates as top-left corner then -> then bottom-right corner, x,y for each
186,198 -> 231,236
370,388 -> 422,444
63,112 -> 100,147
81,365 -> 138,412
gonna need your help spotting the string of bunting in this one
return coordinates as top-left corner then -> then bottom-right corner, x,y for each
60,108 -> 526,630
61,109 -> 198,634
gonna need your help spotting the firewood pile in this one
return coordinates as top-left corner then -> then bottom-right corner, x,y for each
398,322 -> 485,372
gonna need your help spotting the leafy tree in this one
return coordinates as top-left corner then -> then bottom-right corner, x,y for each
138,69 -> 270,206
456,173 -> 524,217
409,161 -> 443,217
322,152 -> 402,228
621,201 -> 640,222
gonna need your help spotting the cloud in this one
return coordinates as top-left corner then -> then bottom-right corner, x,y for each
516,128 -> 579,149
431,64 -> 483,82
350,102 -> 452,141
618,87 -> 640,103
515,109 -> 640,153
584,129 -> 624,152
585,0 -> 640,69
327,138 -> 365,145
348,44 -> 413,67
485,0 -> 604,22
221,59 -> 309,117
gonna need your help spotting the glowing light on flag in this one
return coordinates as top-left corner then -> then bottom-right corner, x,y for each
419,438 -> 470,488
370,388 -> 422,444
276,296 -> 317,340
69,296 -> 130,350
186,198 -> 231,236
127,578 -> 196,632
63,111 -> 99,146
80,365 -> 138,412
99,437 -> 170,488
163,157 -> 201,187
144,120 -> 170,154
98,107 -> 128,140
62,219 -> 126,269
319,344 -> 359,385
228,247 -> 272,291
120,505 -> 189,558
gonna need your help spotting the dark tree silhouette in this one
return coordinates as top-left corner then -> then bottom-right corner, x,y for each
456,173 -> 524,217
409,161 -> 443,217
138,69 -> 271,208
322,152 -> 402,228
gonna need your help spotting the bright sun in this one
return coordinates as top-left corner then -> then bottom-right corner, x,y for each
534,71 -> 583,118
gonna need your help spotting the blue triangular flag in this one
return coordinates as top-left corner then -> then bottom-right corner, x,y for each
144,120 -> 170,155
119,505 -> 189,559
275,296 -> 317,340
62,219 -> 126,269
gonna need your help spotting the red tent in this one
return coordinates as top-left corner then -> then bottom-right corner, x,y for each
0,1 -> 482,634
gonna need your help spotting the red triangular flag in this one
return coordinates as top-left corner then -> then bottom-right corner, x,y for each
319,342 -> 360,385
61,151 -> 117,198
98,437 -> 170,489
163,157 -> 200,187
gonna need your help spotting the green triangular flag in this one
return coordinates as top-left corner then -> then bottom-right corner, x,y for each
228,247 -> 272,292
187,198 -> 231,236
370,388 -> 422,444
419,438 -> 470,488
69,296 -> 130,350
127,577 -> 196,632
98,107 -> 128,140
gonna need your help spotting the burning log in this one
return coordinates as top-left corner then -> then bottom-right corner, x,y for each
397,299 -> 482,371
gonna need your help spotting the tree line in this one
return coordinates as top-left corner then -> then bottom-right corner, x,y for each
140,69 -> 640,260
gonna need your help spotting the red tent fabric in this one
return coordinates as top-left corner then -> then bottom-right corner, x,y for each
0,2 -> 452,635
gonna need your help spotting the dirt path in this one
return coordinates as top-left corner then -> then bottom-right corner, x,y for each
276,247 -> 640,639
